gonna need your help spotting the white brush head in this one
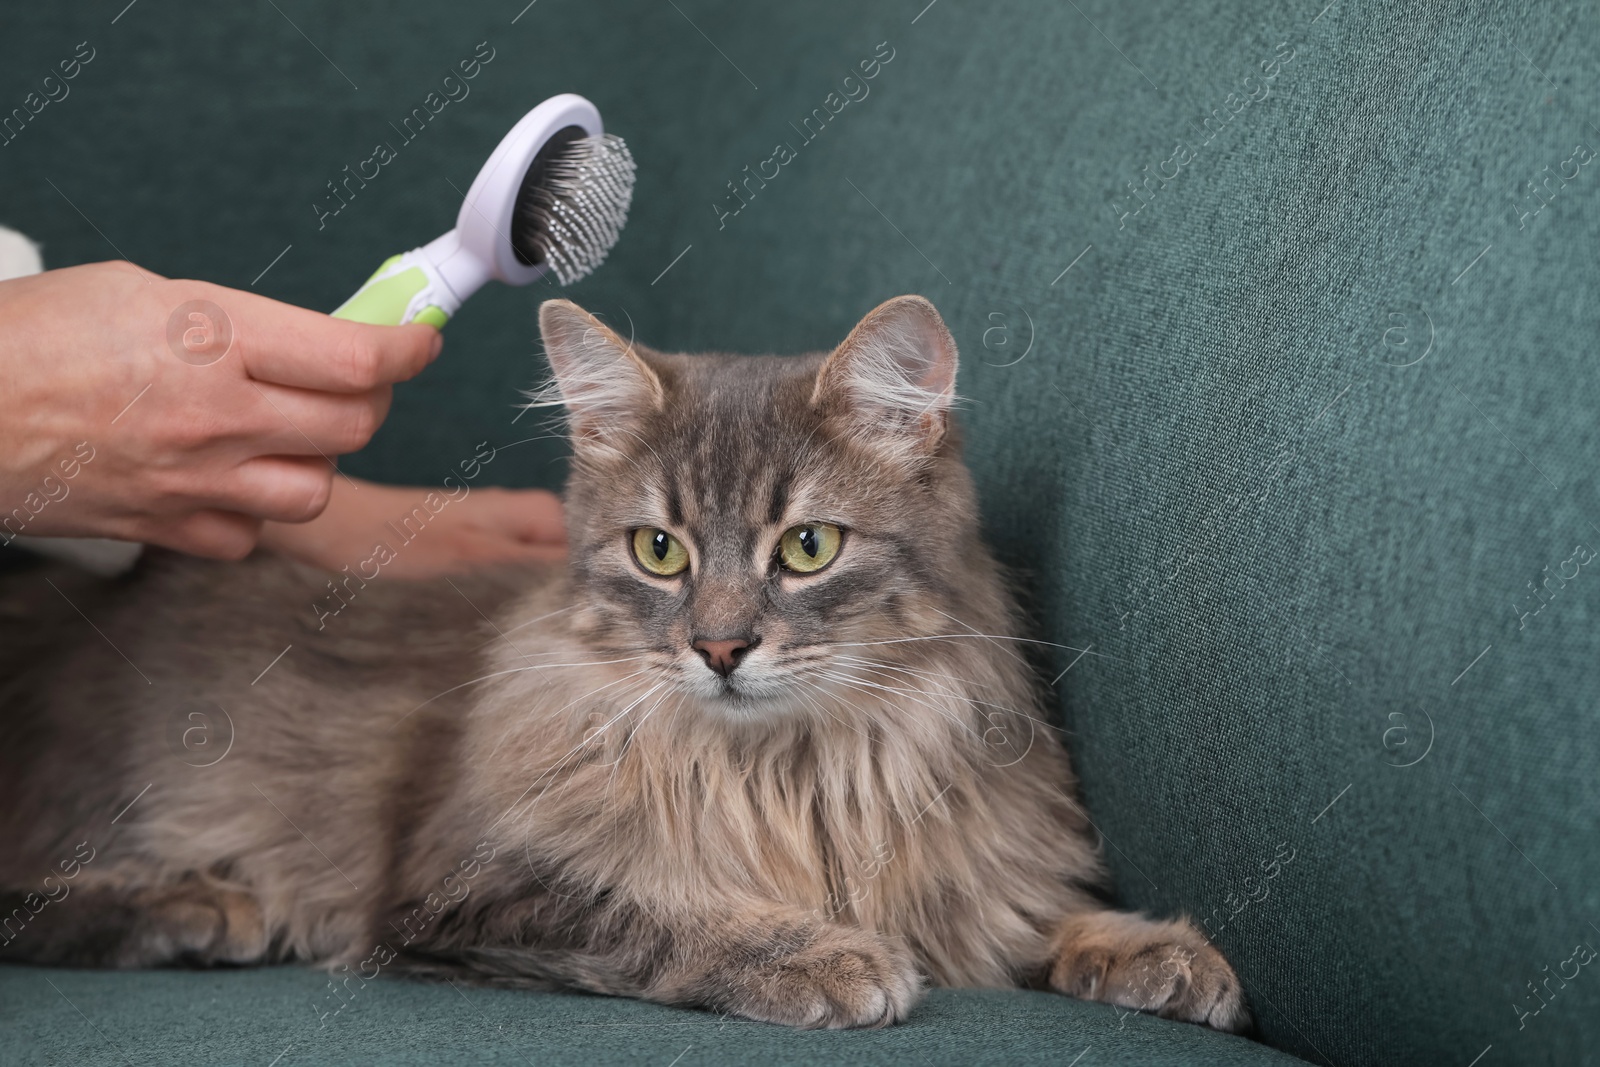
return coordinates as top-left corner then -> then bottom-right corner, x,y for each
513,130 -> 634,286
454,94 -> 635,289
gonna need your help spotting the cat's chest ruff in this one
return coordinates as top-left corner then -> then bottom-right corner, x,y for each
601,715 -> 970,921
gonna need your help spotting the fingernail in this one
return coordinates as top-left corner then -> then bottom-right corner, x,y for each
430,332 -> 444,359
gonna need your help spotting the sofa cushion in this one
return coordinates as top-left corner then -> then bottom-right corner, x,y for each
0,966 -> 1305,1067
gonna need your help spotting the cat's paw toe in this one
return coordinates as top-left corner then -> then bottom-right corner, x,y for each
208,885 -> 268,964
1050,912 -> 1250,1033
737,928 -> 923,1029
1153,938 -> 1249,1032
144,878 -> 267,966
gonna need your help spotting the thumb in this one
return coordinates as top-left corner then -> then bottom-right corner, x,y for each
205,279 -> 444,392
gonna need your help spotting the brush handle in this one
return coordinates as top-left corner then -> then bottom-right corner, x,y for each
333,225 -> 498,327
332,248 -> 459,328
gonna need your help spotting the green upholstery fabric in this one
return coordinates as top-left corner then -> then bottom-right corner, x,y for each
0,966 -> 1298,1067
4,1 -> 1599,1065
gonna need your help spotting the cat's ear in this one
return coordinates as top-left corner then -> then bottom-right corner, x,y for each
534,299 -> 663,447
813,295 -> 958,456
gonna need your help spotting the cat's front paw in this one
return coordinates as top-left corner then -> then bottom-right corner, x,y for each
1049,911 -> 1249,1033
728,925 -> 923,1029
144,877 -> 268,966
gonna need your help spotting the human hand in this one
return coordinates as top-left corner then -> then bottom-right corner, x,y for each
258,477 -> 566,578
0,261 -> 440,559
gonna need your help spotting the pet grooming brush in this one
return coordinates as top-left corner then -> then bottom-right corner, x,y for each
333,93 -> 635,328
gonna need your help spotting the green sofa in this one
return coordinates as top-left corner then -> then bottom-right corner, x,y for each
3,1 -> 1597,1063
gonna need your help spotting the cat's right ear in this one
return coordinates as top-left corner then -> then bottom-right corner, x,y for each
533,300 -> 663,448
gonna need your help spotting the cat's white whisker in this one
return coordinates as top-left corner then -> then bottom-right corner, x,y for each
831,634 -> 1104,655
813,663 -> 1043,761
596,686 -> 674,817
509,677 -> 673,902
809,668 -> 985,747
830,657 -> 1058,734
474,603 -> 581,647
924,606 -> 1033,666
483,665 -> 660,763
831,654 -> 996,689
531,678 -> 669,822
788,678 -> 872,739
481,668 -> 667,834
396,653 -> 655,730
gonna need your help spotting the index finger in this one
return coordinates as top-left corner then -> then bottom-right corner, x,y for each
190,282 -> 442,393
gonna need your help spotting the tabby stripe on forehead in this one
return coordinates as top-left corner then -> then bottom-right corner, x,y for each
767,477 -> 789,526
666,484 -> 685,528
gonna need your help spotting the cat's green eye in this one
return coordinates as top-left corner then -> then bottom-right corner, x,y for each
778,523 -> 843,574
631,528 -> 690,576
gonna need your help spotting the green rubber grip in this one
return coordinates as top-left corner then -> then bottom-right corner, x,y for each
333,254 -> 452,328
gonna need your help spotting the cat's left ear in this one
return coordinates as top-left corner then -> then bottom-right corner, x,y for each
813,295 -> 958,456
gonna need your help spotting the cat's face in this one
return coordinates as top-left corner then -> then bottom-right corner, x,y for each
537,296 -> 983,720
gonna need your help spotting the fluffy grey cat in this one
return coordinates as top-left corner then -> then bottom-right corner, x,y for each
0,296 -> 1246,1031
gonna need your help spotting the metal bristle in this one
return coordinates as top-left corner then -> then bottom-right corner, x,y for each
515,133 -> 636,287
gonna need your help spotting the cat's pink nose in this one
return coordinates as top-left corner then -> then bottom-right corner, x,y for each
692,637 -> 752,677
